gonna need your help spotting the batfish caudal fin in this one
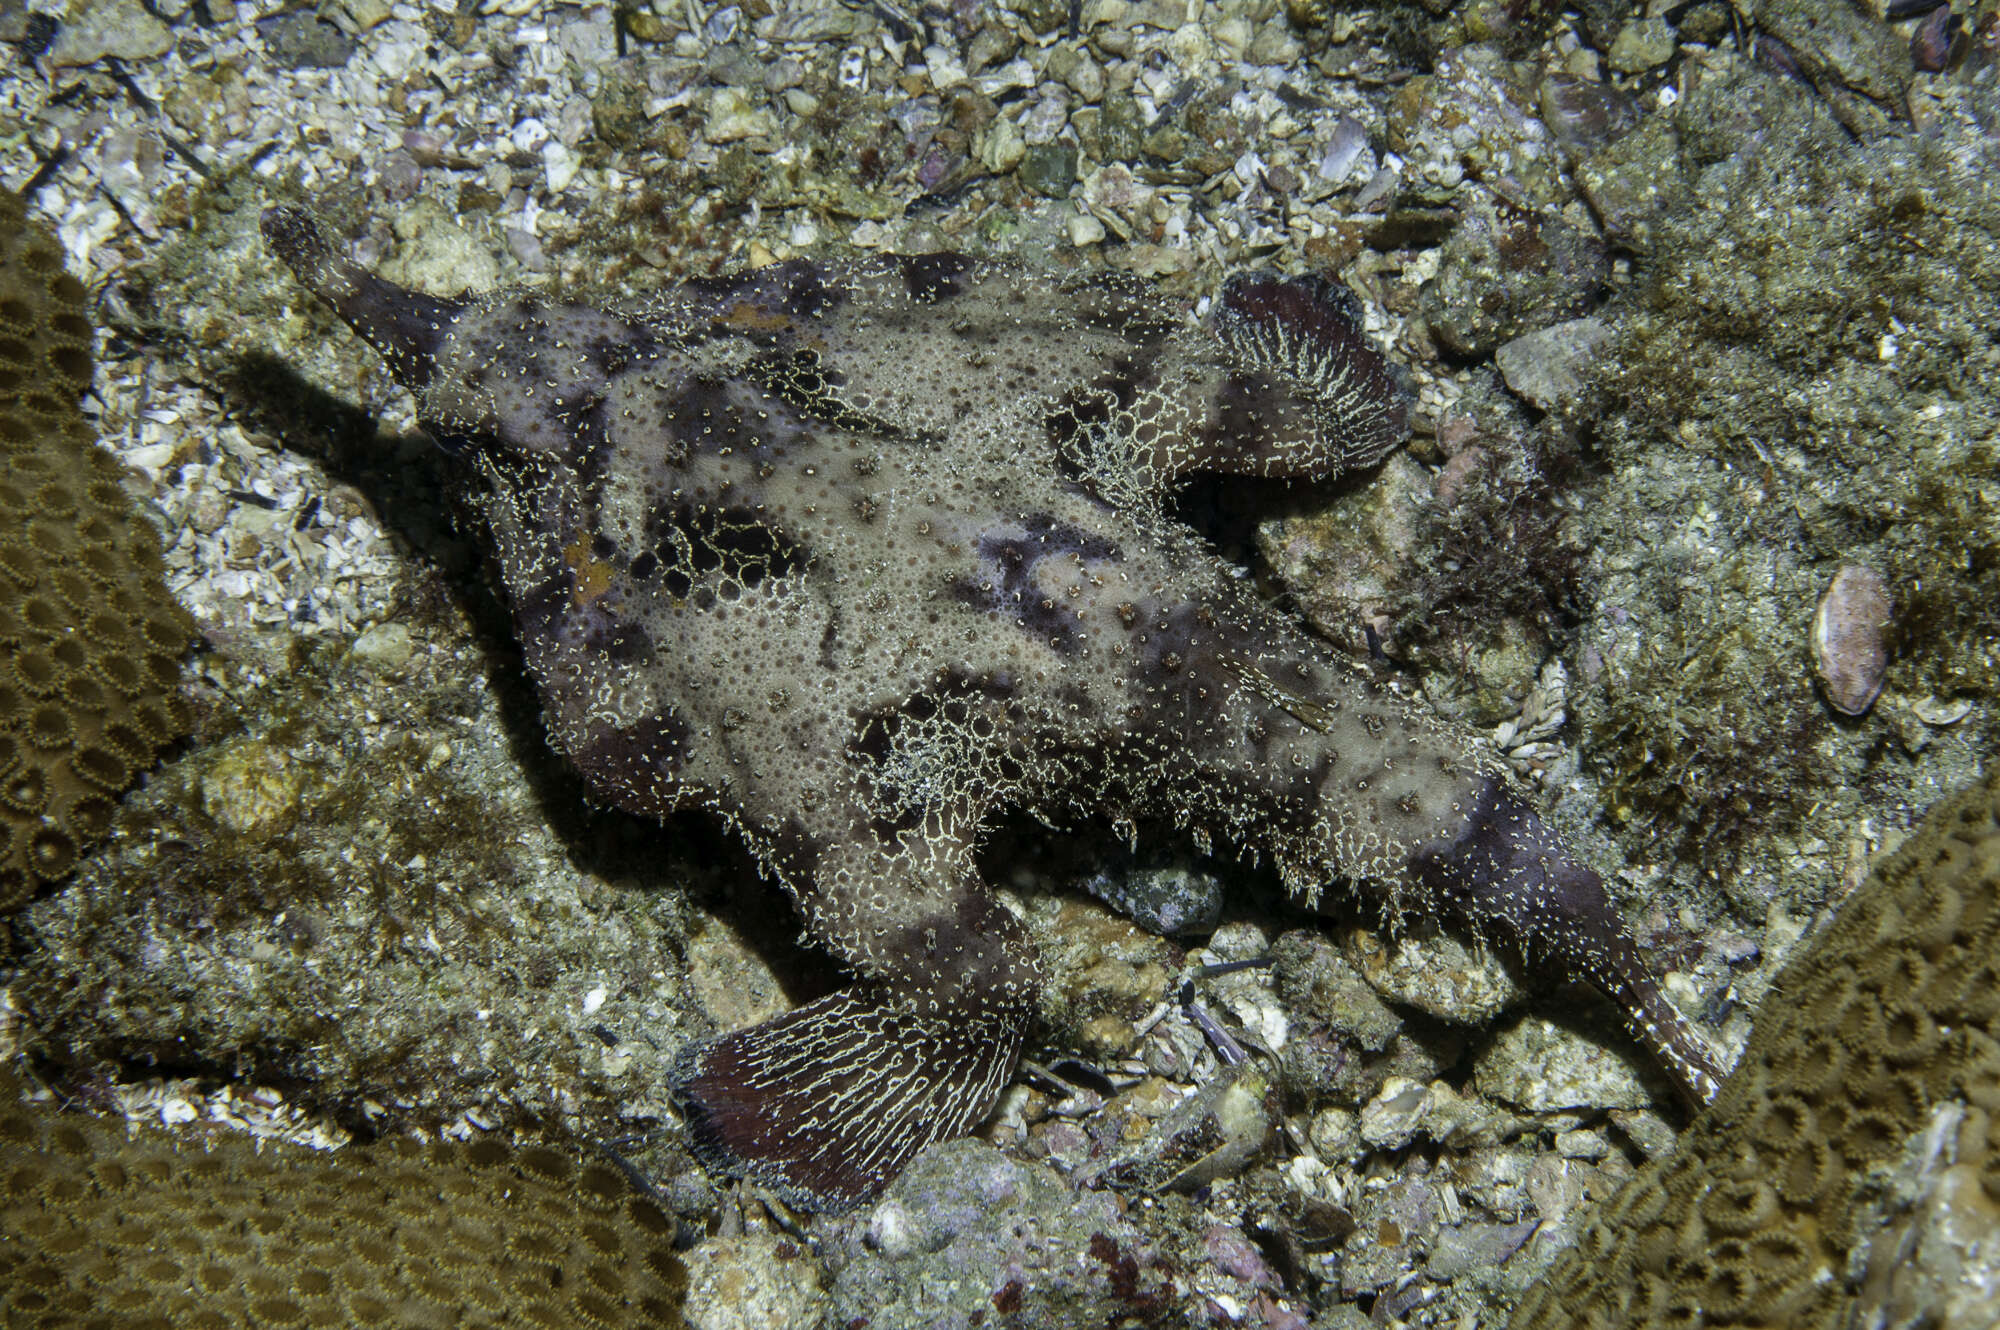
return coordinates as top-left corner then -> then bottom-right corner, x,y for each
1410,776 -> 1728,1106
261,206 -> 465,392
670,891 -> 1038,1213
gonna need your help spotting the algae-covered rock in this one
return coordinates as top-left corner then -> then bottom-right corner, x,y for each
825,1136 -> 1177,1329
1578,56 -> 2000,879
1418,194 -> 1608,358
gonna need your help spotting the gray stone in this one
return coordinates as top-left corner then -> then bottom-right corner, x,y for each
1495,317 -> 1613,412
256,12 -> 356,69
1419,195 -> 1609,358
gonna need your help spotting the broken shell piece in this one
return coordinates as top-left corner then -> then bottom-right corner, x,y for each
1813,565 -> 1892,716
1912,695 -> 1974,727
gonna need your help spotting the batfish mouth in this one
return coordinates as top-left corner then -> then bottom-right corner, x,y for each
261,206 -> 467,393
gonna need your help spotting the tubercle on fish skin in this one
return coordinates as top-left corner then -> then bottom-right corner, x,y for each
262,204 -> 1721,1210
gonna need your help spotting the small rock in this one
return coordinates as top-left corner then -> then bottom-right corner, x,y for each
1607,1106 -> 1678,1160
1093,1066 -> 1274,1192
348,621 -> 413,671
1067,211 -> 1107,246
1059,51 -> 1104,102
1078,857 -> 1220,936
1539,75 -> 1639,155
1359,1077 -> 1516,1151
1273,932 -> 1402,1051
1473,1013 -> 1655,1111
256,11 -> 356,68
381,199 -> 500,297
1607,18 -> 1676,73
828,1139 -> 1170,1328
1308,1105 -> 1359,1158
1757,0 -> 1913,108
977,116 -> 1025,173
1204,1223 -> 1279,1289
1424,1218 -> 1537,1283
705,87 -> 777,143
542,142 -> 578,193
1495,317 -> 1613,411
1358,1076 -> 1431,1150
1912,695 -> 1974,727
1573,117 -> 1685,256
1344,924 -> 1524,1027
1018,142 -> 1079,198
1554,1126 -> 1610,1159
865,1199 -> 921,1258
200,738 -> 307,837
337,0 -> 392,30
1421,197 -> 1609,358
46,0 -> 173,67
1022,896 -> 1175,1058
683,1232 -> 828,1330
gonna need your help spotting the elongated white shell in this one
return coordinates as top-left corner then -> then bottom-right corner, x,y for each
1813,565 -> 1892,716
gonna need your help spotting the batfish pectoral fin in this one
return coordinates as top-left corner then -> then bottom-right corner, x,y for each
669,870 -> 1038,1212
669,977 -> 1029,1212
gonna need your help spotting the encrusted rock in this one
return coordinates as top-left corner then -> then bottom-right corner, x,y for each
1473,1012 -> 1658,1112
1420,196 -> 1609,358
1344,924 -> 1525,1027
826,1137 -> 1176,1329
1494,317 -> 1613,412
682,1232 -> 826,1330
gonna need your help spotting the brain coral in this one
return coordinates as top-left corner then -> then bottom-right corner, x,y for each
1511,769 -> 2000,1329
0,1069 -> 688,1328
0,190 -> 195,909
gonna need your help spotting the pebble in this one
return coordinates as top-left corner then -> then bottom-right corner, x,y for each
1608,18 -> 1677,73
1067,210 -> 1107,246
199,739 -> 307,837
1344,925 -> 1524,1027
705,87 -> 777,142
682,1232 -> 828,1330
1495,317 -> 1614,410
45,0 -> 174,67
1472,1013 -> 1655,1111
348,621 -> 413,671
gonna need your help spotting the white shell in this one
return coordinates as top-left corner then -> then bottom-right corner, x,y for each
1813,565 -> 1892,716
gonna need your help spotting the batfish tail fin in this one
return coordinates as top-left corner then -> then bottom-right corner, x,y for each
1411,776 -> 1728,1106
669,981 -> 1029,1212
261,205 -> 465,392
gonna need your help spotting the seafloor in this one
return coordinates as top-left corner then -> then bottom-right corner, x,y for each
2,0 -> 1997,1326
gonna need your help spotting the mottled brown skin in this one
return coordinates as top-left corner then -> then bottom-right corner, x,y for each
262,208 -> 1723,1211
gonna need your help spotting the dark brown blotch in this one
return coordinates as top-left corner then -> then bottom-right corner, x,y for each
897,252 -> 975,304
569,712 -> 697,815
645,503 -> 808,600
